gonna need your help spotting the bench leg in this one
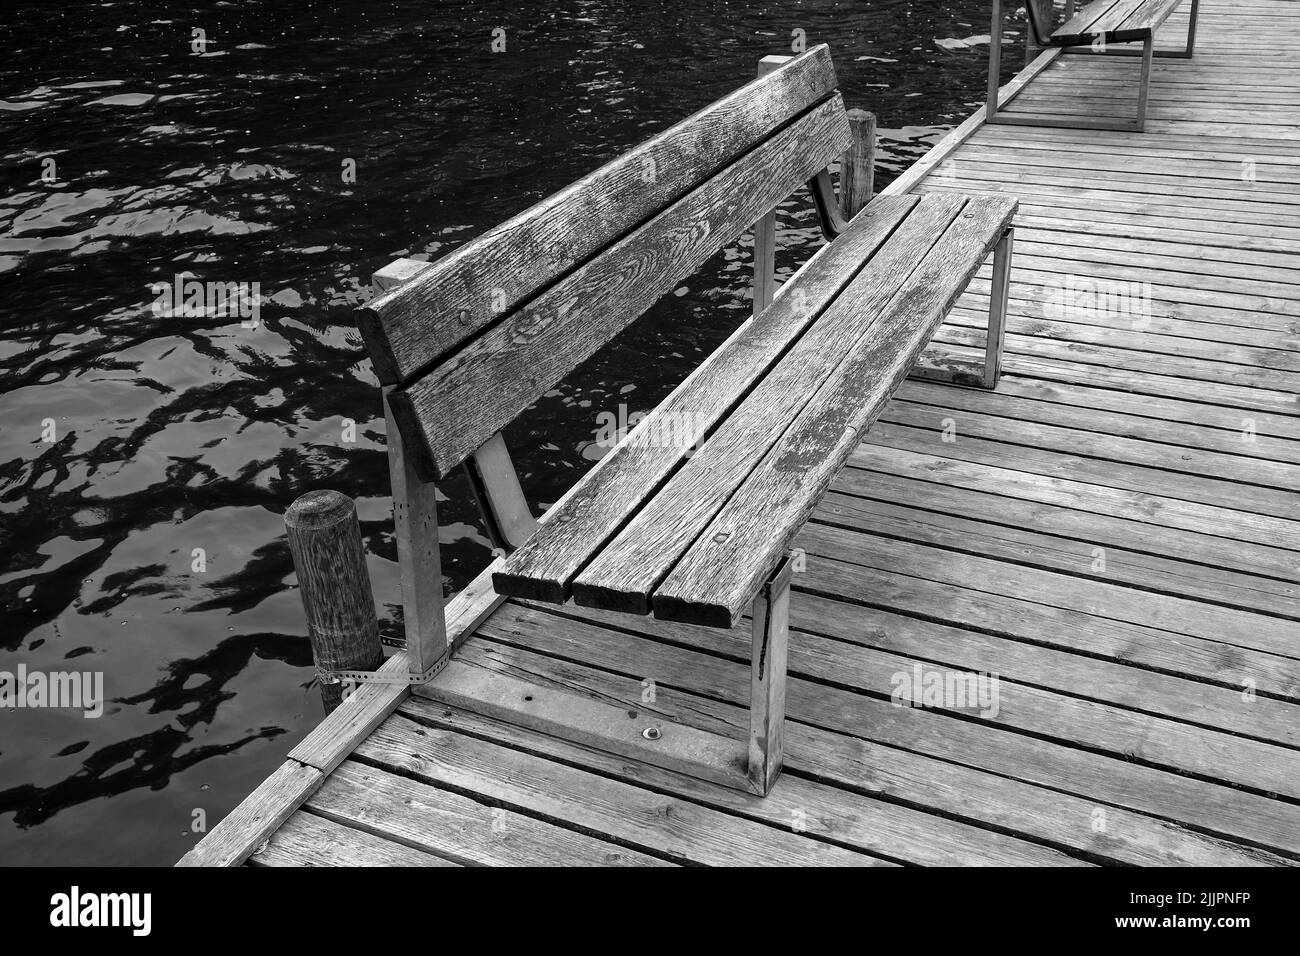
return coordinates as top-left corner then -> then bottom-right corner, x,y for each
747,553 -> 794,796
1135,34 -> 1154,131
983,228 -> 1014,389
383,388 -> 449,672
1182,0 -> 1199,57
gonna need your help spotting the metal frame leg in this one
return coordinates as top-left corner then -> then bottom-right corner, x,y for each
983,228 -> 1014,389
986,0 -> 1005,124
747,553 -> 794,796
1135,33 -> 1155,131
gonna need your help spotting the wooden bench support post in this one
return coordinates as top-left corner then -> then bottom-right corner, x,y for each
374,260 -> 448,676
747,553 -> 794,795
464,432 -> 538,552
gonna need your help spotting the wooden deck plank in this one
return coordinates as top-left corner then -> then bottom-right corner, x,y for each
309,761 -> 676,867
250,811 -> 463,867
358,712 -> 894,866
475,603 -> 1300,859
413,647 -> 1285,865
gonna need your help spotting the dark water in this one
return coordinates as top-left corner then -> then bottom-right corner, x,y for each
0,1 -> 1027,865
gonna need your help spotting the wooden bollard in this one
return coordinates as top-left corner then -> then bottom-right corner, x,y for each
285,490 -> 382,714
839,109 -> 876,220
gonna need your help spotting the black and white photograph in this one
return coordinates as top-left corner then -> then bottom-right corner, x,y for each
0,0 -> 1292,906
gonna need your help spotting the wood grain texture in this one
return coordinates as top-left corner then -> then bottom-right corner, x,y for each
357,45 -> 841,385
405,694 -> 1088,866
250,810 -> 462,866
468,607 -> 1295,862
283,491 -> 380,675
493,195 -> 920,603
653,196 -> 1018,626
421,658 -> 752,790
359,713 -> 884,866
284,490 -> 382,712
570,194 -> 972,616
310,760 -> 674,866
176,760 -> 323,867
391,96 -> 853,479
839,109 -> 876,219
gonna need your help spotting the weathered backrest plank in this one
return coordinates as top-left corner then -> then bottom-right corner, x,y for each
381,75 -> 853,480
358,44 -> 841,386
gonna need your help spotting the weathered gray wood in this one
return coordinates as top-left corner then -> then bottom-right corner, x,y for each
357,45 -> 843,385
285,490 -> 382,712
474,603 -> 1300,859
311,761 -> 674,866
406,694 -> 1095,866
359,713 -> 885,866
1116,0 -> 1187,33
464,432 -> 536,551
391,96 -> 853,480
494,196 -> 920,603
571,194 -> 972,615
383,390 -> 447,674
839,109 -> 875,218
652,197 -> 1018,626
251,811 -> 462,866
176,760 -> 323,866
420,659 -> 752,792
374,260 -> 448,675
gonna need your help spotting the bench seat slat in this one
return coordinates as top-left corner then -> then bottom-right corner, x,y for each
653,196 -> 1018,627
569,194 -> 974,615
1055,0 -> 1135,36
358,45 -> 841,385
390,95 -> 853,480
492,195 -> 922,603
1114,0 -> 1183,34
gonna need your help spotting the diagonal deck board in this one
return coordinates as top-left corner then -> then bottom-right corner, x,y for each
189,0 -> 1300,867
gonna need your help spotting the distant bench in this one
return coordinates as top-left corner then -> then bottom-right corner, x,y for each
360,46 -> 1017,796
988,0 -> 1200,132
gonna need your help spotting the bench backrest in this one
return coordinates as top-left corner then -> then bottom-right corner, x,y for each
358,45 -> 853,481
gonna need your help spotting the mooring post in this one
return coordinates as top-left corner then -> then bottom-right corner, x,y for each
285,489 -> 383,713
839,108 -> 876,220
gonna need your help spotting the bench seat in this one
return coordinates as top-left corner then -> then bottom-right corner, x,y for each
1043,0 -> 1188,47
496,193 -> 1017,628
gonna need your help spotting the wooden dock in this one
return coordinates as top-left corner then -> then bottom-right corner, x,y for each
184,0 -> 1300,867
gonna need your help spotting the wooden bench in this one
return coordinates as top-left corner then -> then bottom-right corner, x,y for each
988,0 -> 1200,132
358,46 -> 1017,797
